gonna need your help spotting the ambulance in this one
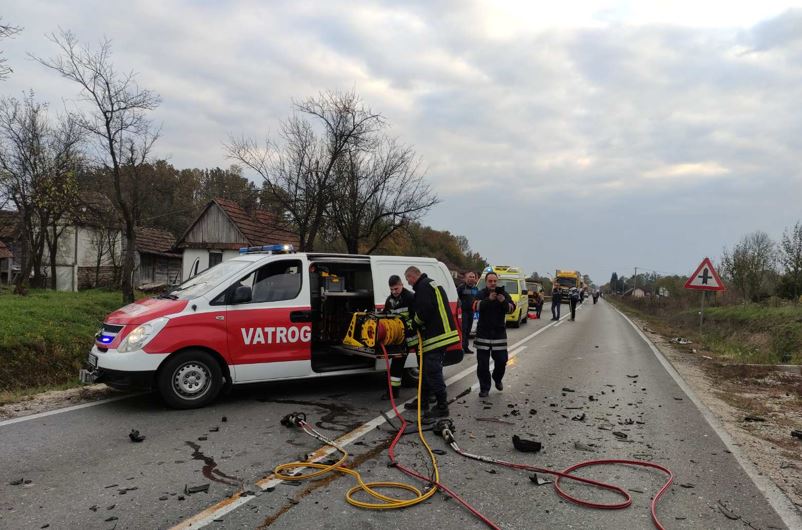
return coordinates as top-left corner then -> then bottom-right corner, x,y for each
477,265 -> 529,328
79,246 -> 463,409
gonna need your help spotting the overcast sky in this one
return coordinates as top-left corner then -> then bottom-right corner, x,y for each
3,1 -> 802,284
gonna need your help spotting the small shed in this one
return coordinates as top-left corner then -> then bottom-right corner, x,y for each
134,227 -> 183,288
175,198 -> 298,279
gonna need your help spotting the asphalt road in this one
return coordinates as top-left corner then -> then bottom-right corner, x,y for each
0,300 -> 794,529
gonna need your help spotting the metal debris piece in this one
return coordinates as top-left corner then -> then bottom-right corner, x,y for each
185,484 -> 210,495
529,474 -> 552,486
512,435 -> 542,453
562,387 -> 575,393
612,431 -> 628,439
574,442 -> 596,452
791,430 -> 802,440
128,429 -> 145,442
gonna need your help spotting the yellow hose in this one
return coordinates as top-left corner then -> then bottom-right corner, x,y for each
273,332 -> 440,509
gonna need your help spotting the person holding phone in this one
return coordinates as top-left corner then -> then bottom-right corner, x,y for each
473,272 -> 516,397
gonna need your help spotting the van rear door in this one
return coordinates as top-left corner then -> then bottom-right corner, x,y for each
224,257 -> 312,382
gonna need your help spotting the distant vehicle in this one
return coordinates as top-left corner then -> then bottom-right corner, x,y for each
555,269 -> 581,303
478,265 -> 529,327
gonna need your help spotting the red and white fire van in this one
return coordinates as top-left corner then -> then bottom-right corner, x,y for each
80,248 -> 463,408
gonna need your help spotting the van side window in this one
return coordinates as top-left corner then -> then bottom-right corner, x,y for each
230,259 -> 303,304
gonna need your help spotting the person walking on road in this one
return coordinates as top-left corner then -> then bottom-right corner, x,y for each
569,286 -> 580,321
533,291 -> 544,319
456,271 -> 479,354
473,272 -> 516,397
551,284 -> 562,320
402,266 -> 460,419
381,275 -> 417,400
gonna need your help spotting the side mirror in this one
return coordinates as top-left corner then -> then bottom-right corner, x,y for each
521,289 -> 528,295
231,285 -> 252,304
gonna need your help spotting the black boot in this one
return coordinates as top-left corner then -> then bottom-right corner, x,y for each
404,397 -> 430,411
423,404 -> 450,419
381,387 -> 400,400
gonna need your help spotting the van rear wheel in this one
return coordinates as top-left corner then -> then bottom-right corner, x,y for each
158,350 -> 223,409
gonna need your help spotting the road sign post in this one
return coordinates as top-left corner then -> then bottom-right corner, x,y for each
684,257 -> 726,333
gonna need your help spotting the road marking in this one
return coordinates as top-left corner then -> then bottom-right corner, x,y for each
0,393 -> 141,428
611,304 -> 802,530
172,318 -> 564,529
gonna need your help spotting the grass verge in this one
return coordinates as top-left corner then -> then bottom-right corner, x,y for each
0,289 -> 124,395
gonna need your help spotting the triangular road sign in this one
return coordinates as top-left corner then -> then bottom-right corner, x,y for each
684,257 -> 726,291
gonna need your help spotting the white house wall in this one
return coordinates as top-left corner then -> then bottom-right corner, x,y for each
182,248 -> 241,280
42,225 -> 123,291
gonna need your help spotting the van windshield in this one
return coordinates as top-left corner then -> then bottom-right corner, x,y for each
478,278 -> 520,294
557,277 -> 577,288
167,260 -> 251,300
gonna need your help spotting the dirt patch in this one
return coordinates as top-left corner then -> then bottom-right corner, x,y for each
0,384 -> 123,421
632,316 -> 802,512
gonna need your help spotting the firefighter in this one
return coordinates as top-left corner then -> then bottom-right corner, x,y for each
381,275 -> 417,400
402,266 -> 460,419
456,271 -> 479,353
473,272 -> 516,397
569,286 -> 580,321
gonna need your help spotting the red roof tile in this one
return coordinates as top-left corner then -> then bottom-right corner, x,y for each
0,240 -> 12,259
135,227 -> 180,257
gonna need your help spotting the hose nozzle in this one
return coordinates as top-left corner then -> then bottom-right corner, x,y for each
434,419 -> 456,443
280,412 -> 307,428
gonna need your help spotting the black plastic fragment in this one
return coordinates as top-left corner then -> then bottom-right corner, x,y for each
185,484 -> 210,494
129,429 -> 145,442
512,435 -> 542,453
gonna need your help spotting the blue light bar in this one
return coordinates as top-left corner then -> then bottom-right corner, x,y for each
98,334 -> 114,344
239,244 -> 295,254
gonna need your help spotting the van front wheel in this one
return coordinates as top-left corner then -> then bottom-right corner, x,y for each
158,350 -> 223,409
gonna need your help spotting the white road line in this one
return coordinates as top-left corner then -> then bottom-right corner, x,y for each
172,318 -> 565,529
611,304 -> 802,530
0,393 -> 140,427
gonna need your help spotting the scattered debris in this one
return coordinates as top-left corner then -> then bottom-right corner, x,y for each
476,417 -> 515,426
221,416 -> 228,422
562,387 -> 575,393
89,505 -> 98,512
9,478 -> 25,486
612,431 -> 628,440
184,484 -> 210,495
128,429 -> 145,443
529,409 -> 537,415
717,501 -> 741,521
104,517 -> 118,523
512,435 -> 542,453
571,413 -> 586,422
673,397 -> 684,401
529,474 -> 552,486
792,430 -> 802,440
431,449 -> 447,456
159,496 -> 168,501
743,416 -> 766,423
197,435 -> 208,441
485,469 -> 497,474
626,374 -> 638,379
574,441 -> 596,452
629,488 -> 645,493
670,337 -> 693,345
209,427 -> 219,432
679,483 -> 695,489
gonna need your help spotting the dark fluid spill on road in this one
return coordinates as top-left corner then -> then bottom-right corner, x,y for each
258,398 -> 363,432
185,441 -> 242,487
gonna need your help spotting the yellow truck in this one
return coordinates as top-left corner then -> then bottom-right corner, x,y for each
478,265 -> 529,327
555,269 -> 581,302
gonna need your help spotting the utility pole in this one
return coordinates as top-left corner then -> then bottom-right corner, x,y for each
633,267 -> 638,294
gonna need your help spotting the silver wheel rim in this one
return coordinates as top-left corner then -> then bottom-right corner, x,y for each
173,362 -> 211,400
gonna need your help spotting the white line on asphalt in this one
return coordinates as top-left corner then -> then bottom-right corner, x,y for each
611,304 -> 802,530
172,318 -> 566,529
0,393 -> 141,428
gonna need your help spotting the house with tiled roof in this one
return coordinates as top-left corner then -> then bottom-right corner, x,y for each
133,227 -> 182,288
0,210 -> 21,284
175,198 -> 298,279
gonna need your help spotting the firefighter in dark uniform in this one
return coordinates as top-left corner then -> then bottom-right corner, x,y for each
473,272 -> 515,397
456,271 -> 479,353
381,275 -> 418,400
402,266 -> 460,419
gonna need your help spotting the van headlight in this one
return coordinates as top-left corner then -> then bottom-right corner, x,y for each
118,317 -> 169,353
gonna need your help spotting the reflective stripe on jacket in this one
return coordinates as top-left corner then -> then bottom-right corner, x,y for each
411,274 -> 460,353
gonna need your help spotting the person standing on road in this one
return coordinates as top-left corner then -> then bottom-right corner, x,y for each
473,272 -> 516,397
456,271 -> 479,354
402,266 -> 460,419
569,286 -> 580,321
533,291 -> 544,319
551,284 -> 562,320
381,275 -> 417,400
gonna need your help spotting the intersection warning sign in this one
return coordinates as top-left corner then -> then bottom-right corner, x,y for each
684,257 -> 726,291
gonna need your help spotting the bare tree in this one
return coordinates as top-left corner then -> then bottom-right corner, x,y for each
0,18 -> 22,81
779,221 -> 802,300
329,138 -> 438,254
33,30 -> 161,302
0,93 -> 82,292
226,90 -> 382,250
721,231 -> 776,303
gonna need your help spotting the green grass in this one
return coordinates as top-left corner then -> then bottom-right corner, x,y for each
0,289 -> 124,393
611,297 -> 802,365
